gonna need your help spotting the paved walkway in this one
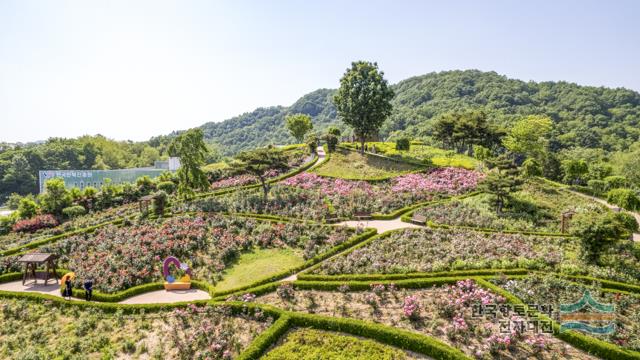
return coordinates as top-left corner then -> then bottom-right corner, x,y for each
336,218 -> 422,233
308,146 -> 326,170
567,189 -> 640,242
0,280 -> 211,304
119,289 -> 210,304
0,280 -> 62,297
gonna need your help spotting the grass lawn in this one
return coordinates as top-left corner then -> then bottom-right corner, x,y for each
312,148 -> 422,180
342,142 -> 481,170
202,161 -> 230,172
262,328 -> 423,360
214,247 -> 305,291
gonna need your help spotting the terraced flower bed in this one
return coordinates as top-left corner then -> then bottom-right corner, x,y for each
491,274 -> 640,352
311,228 -> 640,284
414,180 -> 605,233
187,167 -> 483,221
0,298 -> 269,359
256,280 -> 595,359
2,215 -> 354,293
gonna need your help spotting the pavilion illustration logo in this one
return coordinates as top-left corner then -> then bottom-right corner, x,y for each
559,291 -> 616,335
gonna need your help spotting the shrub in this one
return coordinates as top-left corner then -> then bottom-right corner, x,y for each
62,205 -> 86,219
12,214 -> 59,233
607,188 -> 640,211
305,133 -> 319,154
587,179 -> 607,195
325,134 -> 338,152
0,214 -> 17,235
395,138 -> 410,151
604,175 -> 628,190
522,158 -> 542,177
276,283 -> 295,301
403,295 -> 421,320
17,197 -> 38,219
157,181 -> 176,194
571,211 -> 630,263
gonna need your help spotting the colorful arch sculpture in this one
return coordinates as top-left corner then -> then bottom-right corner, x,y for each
162,256 -> 192,290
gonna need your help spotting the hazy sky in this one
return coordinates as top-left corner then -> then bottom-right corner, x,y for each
1,0 -> 639,143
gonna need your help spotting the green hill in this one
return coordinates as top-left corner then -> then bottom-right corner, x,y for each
198,70 -> 640,155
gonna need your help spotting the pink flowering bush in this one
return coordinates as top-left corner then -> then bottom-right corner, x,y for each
12,215 -> 58,233
391,168 -> 484,194
402,295 -> 421,320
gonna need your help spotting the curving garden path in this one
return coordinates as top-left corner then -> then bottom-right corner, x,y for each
0,280 -> 211,303
336,218 -> 422,233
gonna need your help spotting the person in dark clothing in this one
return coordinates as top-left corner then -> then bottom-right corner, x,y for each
83,279 -> 93,301
64,278 -> 72,300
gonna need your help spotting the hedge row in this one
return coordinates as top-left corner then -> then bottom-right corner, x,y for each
287,311 -> 470,360
297,268 -> 528,282
338,144 -> 430,168
423,221 -> 571,238
210,228 -> 377,299
475,278 -> 640,360
557,274 -> 640,294
292,277 -> 465,292
0,217 -> 126,257
236,315 -> 291,360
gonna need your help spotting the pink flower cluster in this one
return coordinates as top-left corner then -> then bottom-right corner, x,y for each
392,168 -> 484,194
282,173 -> 373,196
210,174 -> 257,189
402,295 -> 421,320
448,279 -> 503,306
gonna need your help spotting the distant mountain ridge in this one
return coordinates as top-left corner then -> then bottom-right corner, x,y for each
196,70 -> 640,155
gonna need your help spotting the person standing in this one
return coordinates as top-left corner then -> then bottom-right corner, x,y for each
83,278 -> 93,301
64,277 -> 72,300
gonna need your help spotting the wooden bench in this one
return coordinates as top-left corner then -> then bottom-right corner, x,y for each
325,215 -> 340,224
354,212 -> 372,221
411,214 -> 427,225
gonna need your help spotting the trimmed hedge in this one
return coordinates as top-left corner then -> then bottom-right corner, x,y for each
297,268 -> 528,282
237,315 -> 292,360
287,311 -> 470,360
424,221 -> 571,238
558,274 -> 640,294
211,228 -> 377,299
292,277 -> 465,292
375,191 -> 482,221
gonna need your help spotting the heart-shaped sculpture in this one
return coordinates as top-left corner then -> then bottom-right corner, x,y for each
162,256 -> 192,283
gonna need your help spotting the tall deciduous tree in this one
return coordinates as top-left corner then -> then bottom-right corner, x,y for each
168,129 -> 209,198
333,61 -> 394,154
502,115 -> 553,162
232,147 -> 289,199
285,114 -> 313,143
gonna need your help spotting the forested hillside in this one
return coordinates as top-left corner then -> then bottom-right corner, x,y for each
200,70 -> 640,154
3,70 -> 640,200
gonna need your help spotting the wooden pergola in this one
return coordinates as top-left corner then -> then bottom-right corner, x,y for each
139,194 -> 154,214
18,253 -> 59,285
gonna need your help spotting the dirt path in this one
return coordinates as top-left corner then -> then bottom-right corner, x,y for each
0,280 -> 211,304
566,189 -> 640,241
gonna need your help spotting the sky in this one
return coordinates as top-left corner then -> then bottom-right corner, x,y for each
1,0 -> 639,143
